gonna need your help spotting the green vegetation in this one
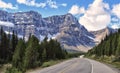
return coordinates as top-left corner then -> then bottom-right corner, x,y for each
86,29 -> 120,69
88,56 -> 120,70
0,27 -> 68,73
12,39 -> 26,71
0,27 -> 83,73
67,52 -> 85,58
0,27 -> 18,64
41,60 -> 63,68
6,67 -> 22,73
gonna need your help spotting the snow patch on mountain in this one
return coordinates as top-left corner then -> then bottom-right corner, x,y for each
0,21 -> 14,27
0,10 -> 96,52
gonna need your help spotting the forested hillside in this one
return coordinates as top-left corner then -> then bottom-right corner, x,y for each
0,27 -> 18,64
87,29 -> 120,69
0,27 -> 67,73
87,29 -> 120,58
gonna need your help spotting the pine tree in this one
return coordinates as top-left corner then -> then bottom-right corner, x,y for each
0,27 -> 9,63
9,30 -> 18,61
12,39 -> 26,70
41,47 -> 46,62
23,35 -> 40,69
87,29 -> 120,60
116,36 -> 120,58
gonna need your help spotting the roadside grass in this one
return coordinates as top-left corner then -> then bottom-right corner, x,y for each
0,65 -> 5,73
41,60 -> 64,68
86,55 -> 120,70
1,52 -> 83,73
26,59 -> 67,73
1,60 -> 67,73
0,64 -> 12,73
26,52 -> 83,73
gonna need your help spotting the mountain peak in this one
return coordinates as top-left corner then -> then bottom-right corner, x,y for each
65,13 -> 73,16
91,27 -> 117,44
0,10 -> 95,52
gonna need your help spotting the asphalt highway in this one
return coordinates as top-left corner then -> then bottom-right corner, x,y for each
28,58 -> 117,73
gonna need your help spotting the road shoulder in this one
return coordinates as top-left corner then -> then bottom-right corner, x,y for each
86,58 -> 119,73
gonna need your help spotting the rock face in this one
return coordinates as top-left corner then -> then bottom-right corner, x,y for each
91,27 -> 117,44
0,10 -> 95,52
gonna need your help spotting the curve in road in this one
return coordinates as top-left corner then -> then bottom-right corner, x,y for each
28,58 -> 118,73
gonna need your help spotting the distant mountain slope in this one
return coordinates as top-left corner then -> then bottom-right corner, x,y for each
0,10 -> 95,52
91,27 -> 117,44
87,29 -> 120,64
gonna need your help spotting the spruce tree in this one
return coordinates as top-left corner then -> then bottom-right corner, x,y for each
0,27 -> 9,63
23,35 -> 40,69
9,30 -> 18,61
12,39 -> 26,70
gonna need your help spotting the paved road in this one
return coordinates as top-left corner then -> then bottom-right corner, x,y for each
28,58 -> 118,73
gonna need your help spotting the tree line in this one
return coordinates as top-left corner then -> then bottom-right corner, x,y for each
0,27 -> 18,64
0,27 -> 67,73
87,29 -> 120,60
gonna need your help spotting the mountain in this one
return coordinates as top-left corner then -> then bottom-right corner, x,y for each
44,14 -> 95,52
91,27 -> 117,44
0,10 -> 95,52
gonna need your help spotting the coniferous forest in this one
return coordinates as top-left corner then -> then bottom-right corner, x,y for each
87,29 -> 120,63
0,27 -> 67,73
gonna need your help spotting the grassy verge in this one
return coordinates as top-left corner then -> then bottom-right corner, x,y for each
86,55 -> 120,70
26,52 -> 84,73
0,64 -> 12,73
41,60 -> 64,68
2,52 -> 83,73
26,59 -> 68,73
0,65 -> 5,73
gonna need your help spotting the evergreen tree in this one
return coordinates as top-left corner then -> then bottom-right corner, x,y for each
9,30 -> 18,61
12,39 -> 26,70
0,27 -> 9,63
87,29 -> 120,60
23,35 -> 40,69
116,36 -> 120,58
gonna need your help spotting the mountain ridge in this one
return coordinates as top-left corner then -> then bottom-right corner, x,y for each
0,10 -> 116,52
91,27 -> 117,44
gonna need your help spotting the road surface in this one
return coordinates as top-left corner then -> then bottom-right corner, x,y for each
28,58 -> 118,73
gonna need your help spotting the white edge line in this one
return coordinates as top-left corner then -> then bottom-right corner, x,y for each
91,62 -> 93,73
84,58 -> 94,73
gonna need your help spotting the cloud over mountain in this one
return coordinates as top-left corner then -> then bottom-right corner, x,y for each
69,0 -> 120,31
0,0 -> 18,9
79,0 -> 111,31
68,5 -> 85,15
112,3 -> 120,19
16,0 -> 67,9
69,0 -> 114,31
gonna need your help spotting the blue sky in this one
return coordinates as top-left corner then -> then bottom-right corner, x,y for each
1,0 -> 119,17
0,0 -> 91,17
0,0 -> 120,31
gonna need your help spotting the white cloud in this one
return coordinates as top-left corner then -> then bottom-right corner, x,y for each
111,24 -> 120,29
47,0 -> 58,8
17,0 -> 67,9
110,17 -> 120,29
0,21 -> 14,27
16,0 -> 26,4
112,3 -> 120,18
78,0 -> 111,31
17,0 -> 46,8
68,5 -> 85,15
36,3 -> 46,8
61,3 -> 67,7
0,0 -> 18,9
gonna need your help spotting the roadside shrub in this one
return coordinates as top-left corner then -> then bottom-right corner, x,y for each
5,67 -> 23,73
